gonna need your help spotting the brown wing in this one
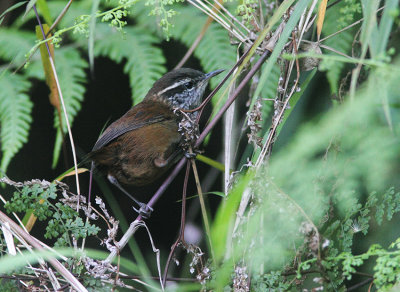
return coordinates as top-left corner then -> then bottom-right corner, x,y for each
92,100 -> 169,151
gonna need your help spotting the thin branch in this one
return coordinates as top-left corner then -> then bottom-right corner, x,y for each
162,161 -> 191,286
319,5 -> 385,43
190,152 -> 214,260
33,6 -> 81,199
105,46 -> 269,264
187,0 -> 248,43
14,0 -> 74,74
175,18 -> 212,69
347,278 -> 374,292
0,210 -> 87,291
197,49 -> 270,146
212,0 -> 251,33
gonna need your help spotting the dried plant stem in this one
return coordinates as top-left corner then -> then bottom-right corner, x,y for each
15,0 -> 74,73
33,6 -> 81,199
175,0 -> 227,69
319,5 -> 385,43
175,20 -> 211,69
189,153 -> 215,260
0,210 -> 87,291
197,49 -> 270,146
256,34 -> 301,166
162,161 -> 191,286
187,0 -> 247,43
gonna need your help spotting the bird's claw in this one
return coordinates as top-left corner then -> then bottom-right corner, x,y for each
184,152 -> 197,159
133,203 -> 154,219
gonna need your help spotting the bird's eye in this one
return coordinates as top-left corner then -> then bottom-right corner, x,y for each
183,80 -> 195,90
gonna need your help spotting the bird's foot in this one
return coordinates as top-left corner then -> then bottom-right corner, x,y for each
133,203 -> 154,219
185,148 -> 203,159
184,152 -> 197,159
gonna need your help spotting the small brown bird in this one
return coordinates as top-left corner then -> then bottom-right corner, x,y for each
89,68 -> 223,217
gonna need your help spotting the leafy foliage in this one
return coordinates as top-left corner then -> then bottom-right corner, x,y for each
94,24 -> 166,104
337,0 -> 362,28
25,47 -> 88,167
146,0 -> 185,39
5,181 -> 100,247
0,28 -> 36,65
0,0 -> 399,290
170,7 -> 236,88
0,71 -> 33,172
210,58 -> 400,289
320,3 -> 355,94
132,3 -> 236,87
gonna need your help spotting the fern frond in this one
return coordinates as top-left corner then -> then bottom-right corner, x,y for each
132,4 -> 237,86
25,47 -> 88,167
14,1 -> 91,29
94,24 -> 166,103
171,6 -> 236,88
169,6 -> 237,119
0,70 -> 33,172
321,6 -> 355,94
0,28 -> 36,65
50,48 -> 87,167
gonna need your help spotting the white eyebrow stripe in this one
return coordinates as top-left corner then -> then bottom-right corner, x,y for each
157,79 -> 190,96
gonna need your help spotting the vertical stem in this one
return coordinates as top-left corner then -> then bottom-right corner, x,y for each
190,157 -> 215,261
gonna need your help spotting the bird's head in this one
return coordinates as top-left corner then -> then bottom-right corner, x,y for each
145,68 -> 224,110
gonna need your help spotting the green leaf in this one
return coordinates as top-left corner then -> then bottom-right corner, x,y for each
23,0 -> 38,19
0,28 -> 36,66
170,6 -> 236,107
27,47 -> 88,167
52,48 -> 87,167
0,71 -> 33,172
0,1 -> 28,25
94,24 -> 166,104
259,61 -> 281,120
37,0 -> 52,25
360,0 -> 380,58
88,0 -> 100,73
212,171 -> 254,261
370,0 -> 399,57
321,4 -> 355,94
275,68 -> 317,138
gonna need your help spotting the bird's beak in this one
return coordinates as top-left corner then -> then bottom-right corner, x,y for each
204,69 -> 224,80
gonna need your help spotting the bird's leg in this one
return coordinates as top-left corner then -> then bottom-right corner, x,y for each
107,175 -> 153,219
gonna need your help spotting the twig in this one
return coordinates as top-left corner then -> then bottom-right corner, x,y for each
33,5 -> 81,200
14,0 -> 74,74
106,47 -> 270,264
175,0 -> 227,69
255,17 -> 304,166
197,49 -> 270,147
185,44 -> 252,115
319,6 -> 386,43
0,210 -> 87,291
346,278 -> 374,291
175,26 -> 208,69
189,150 -> 215,260
187,0 -> 248,43
162,161 -> 191,286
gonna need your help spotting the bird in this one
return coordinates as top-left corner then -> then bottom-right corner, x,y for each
89,68 -> 224,218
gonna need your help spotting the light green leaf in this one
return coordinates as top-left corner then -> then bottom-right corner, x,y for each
0,28 -> 36,66
0,71 -> 33,172
0,1 -> 28,25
